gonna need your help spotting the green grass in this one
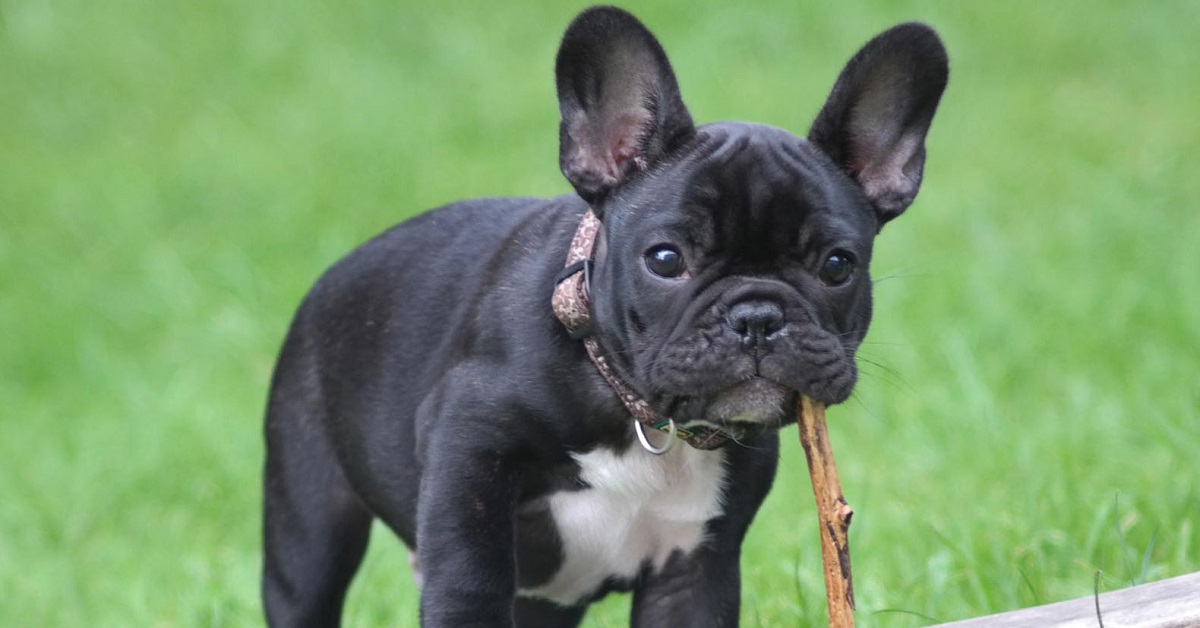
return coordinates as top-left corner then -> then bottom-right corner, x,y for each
2,0 -> 1198,625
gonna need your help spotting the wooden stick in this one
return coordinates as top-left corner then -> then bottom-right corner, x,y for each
797,396 -> 856,627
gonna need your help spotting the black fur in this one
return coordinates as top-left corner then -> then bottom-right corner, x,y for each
262,6 -> 947,627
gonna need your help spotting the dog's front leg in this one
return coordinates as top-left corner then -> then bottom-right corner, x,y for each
415,425 -> 521,628
630,436 -> 778,628
629,546 -> 742,628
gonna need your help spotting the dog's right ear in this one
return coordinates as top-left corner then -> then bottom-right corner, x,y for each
556,6 -> 695,205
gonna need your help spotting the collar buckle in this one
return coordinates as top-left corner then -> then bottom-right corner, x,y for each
553,259 -> 594,339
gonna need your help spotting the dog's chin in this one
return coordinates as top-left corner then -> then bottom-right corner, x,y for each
691,378 -> 795,434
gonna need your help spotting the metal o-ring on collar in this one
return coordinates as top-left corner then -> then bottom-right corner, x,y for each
634,418 -> 676,455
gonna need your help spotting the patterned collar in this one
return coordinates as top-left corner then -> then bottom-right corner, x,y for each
551,210 -> 729,451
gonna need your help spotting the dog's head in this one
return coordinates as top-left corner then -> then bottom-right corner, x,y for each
555,7 -> 947,435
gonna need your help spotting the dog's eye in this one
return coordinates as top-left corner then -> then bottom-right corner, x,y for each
819,250 -> 856,286
644,245 -> 686,278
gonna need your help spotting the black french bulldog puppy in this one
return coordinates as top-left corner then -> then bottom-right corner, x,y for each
263,6 -> 947,627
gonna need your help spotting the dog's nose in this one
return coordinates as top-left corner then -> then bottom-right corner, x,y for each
726,300 -> 785,346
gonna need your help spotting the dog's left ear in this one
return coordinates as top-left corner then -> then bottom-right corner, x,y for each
555,7 -> 695,205
809,23 -> 949,228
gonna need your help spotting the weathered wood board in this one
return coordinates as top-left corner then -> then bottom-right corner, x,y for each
933,571 -> 1200,627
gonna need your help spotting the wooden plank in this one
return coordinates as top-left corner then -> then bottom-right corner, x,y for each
933,572 -> 1200,627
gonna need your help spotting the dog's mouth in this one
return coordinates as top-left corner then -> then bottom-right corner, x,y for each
678,377 -> 796,438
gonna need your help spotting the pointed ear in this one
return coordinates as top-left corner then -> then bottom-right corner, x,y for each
555,7 -> 695,204
808,23 -> 949,227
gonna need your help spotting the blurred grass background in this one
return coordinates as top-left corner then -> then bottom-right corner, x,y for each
2,0 -> 1198,625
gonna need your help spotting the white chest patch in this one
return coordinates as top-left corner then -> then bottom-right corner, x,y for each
518,442 -> 728,605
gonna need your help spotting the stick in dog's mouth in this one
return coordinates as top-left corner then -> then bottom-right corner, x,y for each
797,396 -> 856,628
